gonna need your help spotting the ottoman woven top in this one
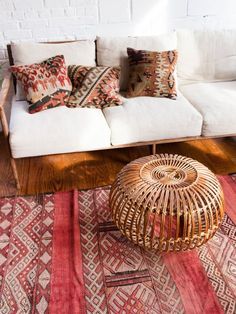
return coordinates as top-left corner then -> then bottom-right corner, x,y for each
109,154 -> 224,252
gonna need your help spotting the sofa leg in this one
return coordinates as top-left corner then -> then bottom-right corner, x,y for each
10,157 -> 20,190
152,144 -> 156,155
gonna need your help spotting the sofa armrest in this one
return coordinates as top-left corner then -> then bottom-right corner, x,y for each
0,73 -> 14,137
0,73 -> 21,190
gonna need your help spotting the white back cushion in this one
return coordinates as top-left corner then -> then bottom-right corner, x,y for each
177,30 -> 236,82
11,41 -> 96,65
97,33 -> 177,90
11,41 -> 96,100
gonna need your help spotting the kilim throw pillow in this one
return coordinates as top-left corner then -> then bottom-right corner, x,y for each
11,55 -> 72,114
126,48 -> 178,99
67,65 -> 123,109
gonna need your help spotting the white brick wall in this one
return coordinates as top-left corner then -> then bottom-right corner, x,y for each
99,0 -> 131,23
0,0 -> 236,65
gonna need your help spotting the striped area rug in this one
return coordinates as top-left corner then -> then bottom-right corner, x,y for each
0,175 -> 236,313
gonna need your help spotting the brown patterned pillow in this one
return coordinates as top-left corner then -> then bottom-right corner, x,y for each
11,55 -> 72,114
67,65 -> 123,109
126,48 -> 178,99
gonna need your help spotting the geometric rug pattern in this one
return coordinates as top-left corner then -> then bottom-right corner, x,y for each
0,175 -> 236,313
0,194 -> 54,313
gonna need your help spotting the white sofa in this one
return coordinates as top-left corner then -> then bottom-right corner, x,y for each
1,30 -> 236,188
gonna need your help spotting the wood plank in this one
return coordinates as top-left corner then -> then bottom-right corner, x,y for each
0,132 -> 236,197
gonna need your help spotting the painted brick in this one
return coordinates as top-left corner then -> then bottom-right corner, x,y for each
45,0 -> 69,9
58,25 -> 90,37
49,16 -> 98,27
203,15 -> 236,29
50,8 -> 65,17
4,30 -> 32,40
12,10 -> 25,20
132,0 -> 187,21
76,7 -> 86,17
24,9 -> 40,19
0,32 -> 4,42
20,19 -> 49,29
99,0 -> 130,23
166,0 -> 188,18
132,0 -> 163,21
48,17 -> 77,27
0,0 -> 14,11
95,22 -> 136,36
0,50 -> 6,59
132,0 -> 169,34
70,0 -> 97,6
85,5 -> 98,17
0,10 -> 12,21
0,21 -> 19,31
224,0 -> 236,15
221,14 -> 236,27
77,15 -> 98,24
0,44 -> 6,50
188,0 -> 224,16
169,17 -> 206,31
32,28 -> 60,40
13,0 -> 44,10
38,9 -> 51,18
64,7 -> 77,16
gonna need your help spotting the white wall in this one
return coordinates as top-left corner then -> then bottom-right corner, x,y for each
1,0 -> 236,62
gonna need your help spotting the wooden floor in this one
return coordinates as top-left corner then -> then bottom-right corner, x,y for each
1,132 -> 236,197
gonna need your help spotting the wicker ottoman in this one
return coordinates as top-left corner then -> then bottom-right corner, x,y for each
109,154 -> 224,252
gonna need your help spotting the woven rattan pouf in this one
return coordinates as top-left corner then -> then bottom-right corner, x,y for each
109,154 -> 225,252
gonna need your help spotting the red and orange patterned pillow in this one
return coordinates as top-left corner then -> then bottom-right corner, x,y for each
67,65 -> 123,109
126,48 -> 178,99
11,55 -> 72,114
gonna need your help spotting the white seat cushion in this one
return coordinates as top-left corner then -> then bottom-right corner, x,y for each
103,94 -> 203,146
180,81 -> 236,137
10,99 -> 111,158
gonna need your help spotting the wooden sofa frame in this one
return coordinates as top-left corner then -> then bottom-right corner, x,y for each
1,42 -> 236,190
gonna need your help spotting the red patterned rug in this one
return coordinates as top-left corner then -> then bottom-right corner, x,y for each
0,175 -> 236,314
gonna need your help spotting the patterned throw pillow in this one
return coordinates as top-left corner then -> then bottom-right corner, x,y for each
126,48 -> 178,99
11,55 -> 72,114
67,65 -> 123,109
